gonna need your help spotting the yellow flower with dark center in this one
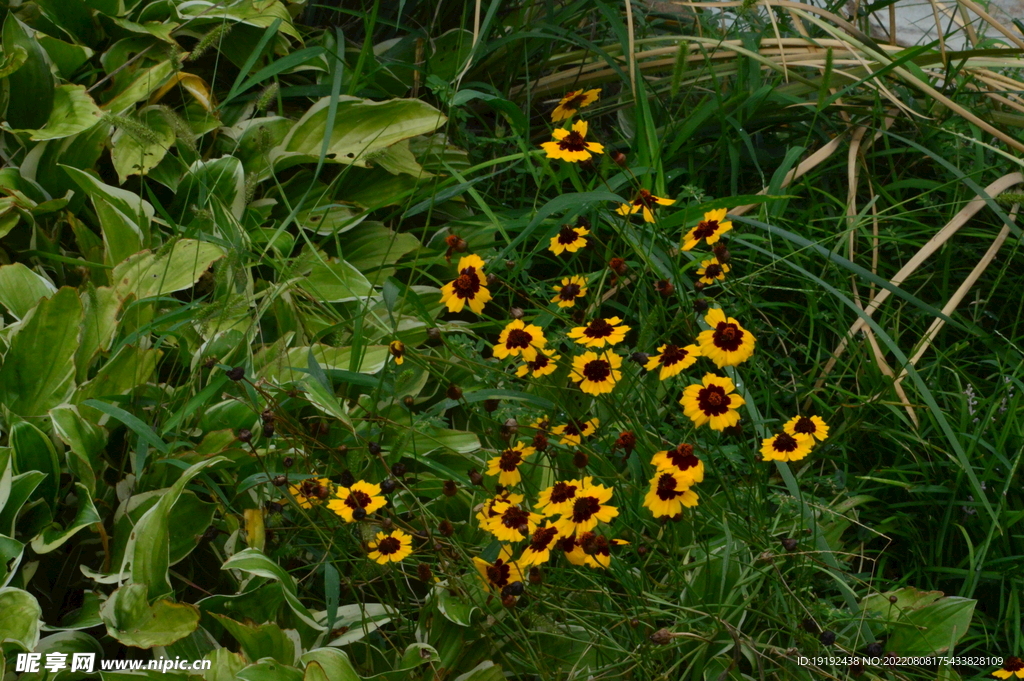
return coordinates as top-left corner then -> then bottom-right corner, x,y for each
473,546 -> 523,592
783,415 -> 830,442
517,524 -> 562,567
645,343 -> 700,380
682,208 -> 733,251
680,373 -> 745,431
551,275 -> 588,308
551,88 -> 601,122
530,415 -> 551,431
486,441 -> 536,486
994,657 -> 1024,679
760,432 -> 815,462
643,470 -> 699,517
576,531 -> 629,569
650,443 -> 705,486
516,348 -> 560,378
697,308 -> 756,367
485,501 -> 542,542
475,491 -> 525,525
696,257 -> 730,285
327,480 -> 386,522
286,477 -> 331,509
536,477 -> 588,516
388,340 -> 405,365
570,350 -> 622,395
541,120 -> 604,163
616,189 -> 675,223
567,316 -> 630,348
440,254 -> 492,314
554,534 -> 590,566
367,528 -> 412,564
493,319 -> 546,362
549,224 -> 590,256
552,481 -> 618,535
551,418 -> 599,445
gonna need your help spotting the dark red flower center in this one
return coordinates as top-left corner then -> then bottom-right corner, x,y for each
549,482 -> 578,504
697,385 -> 731,415
667,446 -> 699,471
558,283 -> 582,301
527,354 -> 551,371
632,189 -> 657,208
452,269 -> 481,299
693,219 -> 720,239
562,91 -> 587,109
529,526 -> 559,551
557,131 -> 588,152
703,264 -> 723,279
1004,658 -> 1024,672
562,421 -> 583,436
555,536 -> 578,553
376,537 -> 401,555
582,359 -> 611,383
772,433 -> 800,453
486,560 -> 512,587
793,417 -> 817,434
583,318 -> 614,339
499,448 -> 523,471
557,226 -> 582,245
571,495 -> 601,523
659,344 -> 690,367
505,328 -> 533,349
345,490 -> 372,509
713,322 -> 744,351
656,473 -> 685,500
499,506 -> 531,531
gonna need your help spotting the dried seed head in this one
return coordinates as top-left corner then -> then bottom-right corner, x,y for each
336,445 -> 348,457
262,423 -> 275,438
781,537 -> 798,552
693,298 -> 709,313
438,519 -> 454,536
609,257 -> 628,276
391,462 -> 407,477
650,628 -> 673,645
532,431 -> 548,452
447,384 -> 463,400
629,618 -> 640,628
501,594 -> 517,608
367,442 -> 382,455
819,630 -> 836,646
380,478 -> 396,494
340,470 -> 355,487
442,479 -> 458,496
403,396 -> 415,408
226,367 -> 245,381
501,581 -> 524,597
865,642 -> 883,656
614,431 -> 636,454
417,563 -> 433,582
238,429 -> 252,443
630,352 -> 650,366
261,409 -> 275,424
271,475 -> 288,487
500,418 -> 518,440
712,240 -> 731,263
573,451 -> 589,468
655,279 -> 674,297
282,456 -> 294,468
203,356 -> 217,369
693,280 -> 706,292
468,469 -> 484,486
528,567 -> 543,584
510,307 -> 524,320
611,150 -> 628,167
483,399 -> 500,413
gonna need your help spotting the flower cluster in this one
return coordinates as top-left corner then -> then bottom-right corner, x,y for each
761,415 -> 830,462
643,444 -> 704,517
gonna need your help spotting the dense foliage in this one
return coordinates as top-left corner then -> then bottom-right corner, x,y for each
0,0 -> 1023,680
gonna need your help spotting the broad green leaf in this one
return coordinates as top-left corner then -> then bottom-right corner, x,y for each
314,604 -> 395,647
111,106 -> 176,183
0,471 -> 45,537
211,615 -> 300,666
101,60 -> 176,114
297,256 -> 373,303
126,457 -> 227,600
0,286 -> 82,417
173,156 -> 246,220
62,166 -> 153,265
396,643 -> 440,672
2,15 -> 54,129
259,345 -> 388,384
303,661 -> 329,681
38,35 -> 93,80
0,263 -> 56,319
236,660 -> 304,681
452,662 -> 504,681
36,0 -> 98,45
342,224 -> 420,286
100,583 -> 200,648
272,97 -> 446,169
296,203 -> 366,235
31,483 -> 101,554
76,286 -> 122,381
0,587 -> 42,651
434,584 -> 478,627
427,28 -> 474,81
862,586 -> 944,619
75,345 -> 162,406
45,591 -> 103,631
9,420 -> 61,509
112,239 -> 227,301
178,0 -> 302,39
0,43 -> 27,78
202,649 -> 249,681
221,549 -> 323,631
0,534 -> 25,588
299,649 -> 359,681
302,376 -> 353,432
886,597 -> 976,655
411,428 -> 480,455
26,85 -> 103,141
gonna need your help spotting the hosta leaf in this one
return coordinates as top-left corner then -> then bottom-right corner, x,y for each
62,165 -> 153,265
100,583 -> 200,649
25,84 -> 103,141
211,615 -> 300,666
0,263 -> 56,319
111,106 -> 175,183
297,256 -> 373,303
30,482 -> 101,554
0,587 -> 42,651
259,345 -> 388,384
101,59 -> 176,114
299,649 -> 360,681
112,239 -> 227,301
2,15 -> 54,129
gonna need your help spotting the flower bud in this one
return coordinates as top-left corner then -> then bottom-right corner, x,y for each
443,479 -> 458,496
781,537 -> 798,552
426,327 -> 442,343
380,478 -> 396,494
528,566 -> 543,584
468,468 -> 484,486
340,470 -> 355,487
573,451 -> 589,468
417,563 -> 433,582
510,307 -> 524,320
532,431 -> 548,452
368,441 -> 381,455
505,259 -> 516,270
500,418 -> 518,440
630,352 -> 649,366
238,429 -> 252,443
611,150 -> 627,167
650,628 -> 672,645
203,356 -> 217,369
486,273 -> 498,287
655,279 -> 674,297
819,630 -> 836,646
501,581 -> 524,597
447,384 -> 463,400
438,519 -> 454,536
483,399 -> 500,413
693,280 -> 706,292
262,423 -> 275,438
693,298 -> 709,313
272,475 -> 287,487
226,367 -> 245,381
352,507 -> 367,521
392,462 -> 407,477
712,241 -> 731,263
608,257 -> 628,276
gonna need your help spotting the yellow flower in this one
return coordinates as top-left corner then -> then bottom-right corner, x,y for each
536,477 -> 588,517
551,88 -> 601,122
570,350 -> 622,395
567,316 -> 630,348
760,432 -> 815,462
484,501 -> 543,542
682,208 -> 733,251
493,319 -> 546,361
679,373 -> 745,431
516,348 -> 560,378
783,415 -> 830,442
645,343 -> 700,380
994,657 -> 1024,679
651,444 -> 705,486
549,224 -> 589,255
616,189 -> 675,223
541,119 -> 604,163
286,478 -> 331,509
388,340 -> 405,365
551,275 -> 588,308
552,481 -> 618,535
696,308 -> 756,367
643,470 -> 699,517
327,481 -> 386,522
475,491 -> 524,525
576,531 -> 629,569
551,418 -> 598,446
486,441 -> 536,486
440,253 -> 491,314
517,524 -> 562,567
696,257 -> 730,285
474,546 -> 523,592
530,416 -> 551,432
367,529 -> 412,564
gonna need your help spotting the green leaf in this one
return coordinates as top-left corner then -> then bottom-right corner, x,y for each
51,404 -> 106,494
179,0 -> 301,39
173,156 -> 246,220
0,263 -> 56,319
202,649 -> 249,681
297,255 -> 373,303
0,534 -> 25,588
30,482 -> 100,554
0,43 -> 27,78
272,97 -> 447,169
62,166 -> 153,266
83,399 -> 169,455
0,470 -> 45,537
221,549 -> 323,631
236,660 -> 304,681
101,59 -> 176,115
299,649 -> 359,681
411,428 -> 480,455
2,15 -> 54,129
38,35 -> 93,80
126,457 -> 227,599
9,420 -> 61,509
452,662 -> 504,681
212,615 -> 300,666
395,643 -> 440,672
21,84 -> 103,141
302,376 -> 353,432
0,587 -> 42,651
315,604 -> 395,646
111,106 -> 176,183
259,345 -> 388,384
100,583 -> 200,649
112,239 -> 227,301
886,597 -> 976,655
45,591 -> 103,631
0,287 -> 82,417
303,661 -> 330,681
